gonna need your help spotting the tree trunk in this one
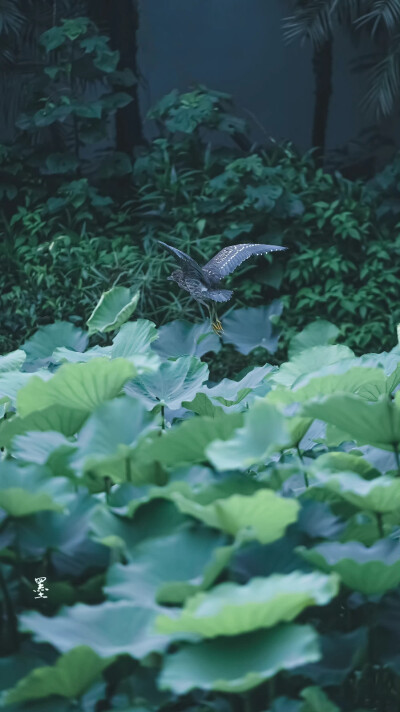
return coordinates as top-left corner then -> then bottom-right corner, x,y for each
88,0 -> 146,155
311,39 -> 333,162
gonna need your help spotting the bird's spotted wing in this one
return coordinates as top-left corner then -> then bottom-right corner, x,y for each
203,243 -> 287,282
158,241 -> 205,281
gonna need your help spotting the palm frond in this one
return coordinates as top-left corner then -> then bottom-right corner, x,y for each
360,35 -> 400,117
0,0 -> 26,37
355,0 -> 400,37
283,0 -> 339,47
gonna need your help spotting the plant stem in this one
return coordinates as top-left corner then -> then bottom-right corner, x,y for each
296,445 -> 308,487
376,511 -> 384,538
0,566 -> 18,652
104,476 -> 112,503
394,442 -> 400,475
125,457 -> 132,482
160,404 -> 165,431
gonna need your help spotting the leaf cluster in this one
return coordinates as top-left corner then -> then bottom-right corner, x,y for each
0,295 -> 400,710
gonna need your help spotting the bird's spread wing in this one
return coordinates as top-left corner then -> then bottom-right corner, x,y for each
203,243 -> 287,281
158,241 -> 205,281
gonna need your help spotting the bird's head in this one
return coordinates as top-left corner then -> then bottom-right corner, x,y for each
167,269 -> 183,283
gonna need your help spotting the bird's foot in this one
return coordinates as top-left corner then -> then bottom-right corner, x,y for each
211,319 -> 223,335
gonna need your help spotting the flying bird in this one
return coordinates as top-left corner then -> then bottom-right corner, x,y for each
159,240 -> 287,334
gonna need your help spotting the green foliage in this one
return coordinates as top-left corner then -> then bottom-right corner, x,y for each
2,80 -> 400,362
1,294 -> 400,709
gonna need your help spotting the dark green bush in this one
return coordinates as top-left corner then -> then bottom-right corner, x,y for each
2,73 -> 400,358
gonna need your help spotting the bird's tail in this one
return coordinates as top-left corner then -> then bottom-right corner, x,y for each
208,289 -> 233,303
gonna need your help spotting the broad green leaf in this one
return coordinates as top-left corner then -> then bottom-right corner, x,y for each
271,345 -> 354,388
17,358 -> 135,417
302,394 -> 400,451
159,624 -> 319,693
289,321 -> 340,359
170,488 -> 299,543
125,356 -> 208,410
293,367 -> 388,402
313,472 -> 400,513
201,365 -> 272,407
207,400 -> 290,470
156,571 -> 338,637
0,462 -> 72,516
104,524 -> 231,606
4,646 -> 113,704
264,388 -> 313,448
298,539 -> 400,595
183,393 -> 225,418
11,431 -> 75,468
19,601 -> 175,659
309,452 -> 380,480
86,287 -> 140,334
111,320 -> 158,357
221,303 -> 283,355
295,628 -> 367,687
135,412 -> 244,468
89,498 -> 187,558
22,322 -> 88,361
51,345 -> 111,364
300,686 -> 340,712
0,370 -> 50,408
0,405 -> 88,448
71,397 -> 156,483
153,320 -> 220,358
0,350 -> 26,373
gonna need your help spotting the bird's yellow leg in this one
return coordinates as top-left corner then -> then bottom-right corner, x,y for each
209,303 -> 223,334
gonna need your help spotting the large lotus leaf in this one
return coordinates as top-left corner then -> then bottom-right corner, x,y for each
111,320 -> 158,357
17,358 -> 135,417
200,365 -> 272,407
294,628 -> 367,687
125,356 -> 208,410
288,321 -> 340,359
313,471 -> 400,513
70,397 -> 155,482
156,571 -> 338,638
220,302 -> 283,355
302,393 -> 400,451
0,654 -> 45,696
51,345 -> 111,363
3,646 -> 113,705
19,601 -> 176,659
207,399 -> 290,470
298,539 -> 400,595
358,350 -> 400,394
265,388 -> 313,448
89,498 -> 187,558
271,345 -> 354,388
159,624 -> 320,693
0,350 -> 26,372
183,393 -> 225,418
153,320 -> 220,358
0,405 -> 88,448
0,370 -> 50,407
11,431 -> 76,475
293,367 -> 388,403
22,322 -> 88,360
134,412 -> 243,467
104,524 -> 231,606
300,687 -> 341,712
310,452 -> 380,480
170,488 -> 299,543
0,462 -> 73,516
86,286 -> 140,334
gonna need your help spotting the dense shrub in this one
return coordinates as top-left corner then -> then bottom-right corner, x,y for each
2,54 -> 400,358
